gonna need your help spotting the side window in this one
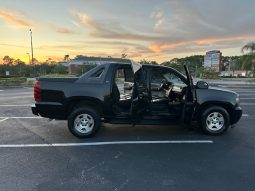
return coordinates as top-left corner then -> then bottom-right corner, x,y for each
124,68 -> 134,82
115,68 -> 125,83
90,67 -> 104,78
114,67 -> 134,95
150,69 -> 186,88
163,71 -> 186,87
151,70 -> 164,84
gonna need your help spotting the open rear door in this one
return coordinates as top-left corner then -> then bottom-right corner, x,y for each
130,61 -> 149,124
182,65 -> 195,123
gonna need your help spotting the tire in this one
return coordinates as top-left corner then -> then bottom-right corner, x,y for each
200,106 -> 230,135
68,107 -> 101,138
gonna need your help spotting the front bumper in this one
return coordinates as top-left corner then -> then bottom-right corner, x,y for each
231,106 -> 242,124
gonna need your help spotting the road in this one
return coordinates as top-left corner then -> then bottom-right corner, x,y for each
0,86 -> 254,191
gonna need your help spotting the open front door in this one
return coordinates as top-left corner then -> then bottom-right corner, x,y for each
182,65 -> 195,123
130,61 -> 149,124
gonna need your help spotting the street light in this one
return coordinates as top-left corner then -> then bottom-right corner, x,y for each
29,29 -> 35,76
29,29 -> 34,65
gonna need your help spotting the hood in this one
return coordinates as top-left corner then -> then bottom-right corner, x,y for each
195,86 -> 239,106
208,87 -> 237,95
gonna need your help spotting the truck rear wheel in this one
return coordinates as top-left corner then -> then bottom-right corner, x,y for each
200,106 -> 230,135
68,107 -> 101,138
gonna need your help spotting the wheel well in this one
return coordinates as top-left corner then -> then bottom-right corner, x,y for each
195,102 -> 233,120
67,99 -> 103,117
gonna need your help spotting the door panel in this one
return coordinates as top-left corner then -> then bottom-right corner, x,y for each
130,68 -> 149,124
182,65 -> 195,123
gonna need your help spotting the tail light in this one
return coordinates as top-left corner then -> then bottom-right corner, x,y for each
34,80 -> 42,102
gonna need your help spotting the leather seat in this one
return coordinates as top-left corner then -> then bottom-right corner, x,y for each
112,83 -> 132,110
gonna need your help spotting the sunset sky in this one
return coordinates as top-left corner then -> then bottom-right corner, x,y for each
0,0 -> 255,63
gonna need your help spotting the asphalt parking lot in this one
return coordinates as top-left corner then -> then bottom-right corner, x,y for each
0,86 -> 254,191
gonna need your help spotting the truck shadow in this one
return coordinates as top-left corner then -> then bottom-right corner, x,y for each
92,123 -> 207,141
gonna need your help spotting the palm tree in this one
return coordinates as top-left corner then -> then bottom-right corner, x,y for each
241,42 -> 255,54
64,55 -> 69,62
241,42 -> 255,74
121,53 -> 127,59
3,55 -> 13,65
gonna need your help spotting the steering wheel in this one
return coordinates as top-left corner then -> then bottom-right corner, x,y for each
159,79 -> 169,91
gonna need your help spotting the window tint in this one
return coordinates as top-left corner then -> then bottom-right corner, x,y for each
114,67 -> 134,95
150,69 -> 186,87
91,68 -> 104,78
115,67 -> 134,83
151,70 -> 164,84
124,68 -> 134,82
163,72 -> 186,87
115,68 -> 125,82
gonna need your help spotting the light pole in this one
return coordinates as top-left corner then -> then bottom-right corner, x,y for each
29,29 -> 35,75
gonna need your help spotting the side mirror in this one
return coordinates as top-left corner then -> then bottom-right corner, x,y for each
196,81 -> 209,89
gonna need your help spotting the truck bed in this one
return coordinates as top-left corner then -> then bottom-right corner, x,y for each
37,77 -> 79,83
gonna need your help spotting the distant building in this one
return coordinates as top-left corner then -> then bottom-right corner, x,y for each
204,50 -> 222,72
68,56 -> 130,75
57,62 -> 69,67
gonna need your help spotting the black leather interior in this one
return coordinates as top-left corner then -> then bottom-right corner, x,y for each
112,83 -> 120,104
112,83 -> 132,110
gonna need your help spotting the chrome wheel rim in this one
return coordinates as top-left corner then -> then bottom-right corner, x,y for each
206,112 -> 224,131
74,114 -> 94,134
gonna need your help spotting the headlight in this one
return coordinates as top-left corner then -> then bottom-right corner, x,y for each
236,95 -> 240,106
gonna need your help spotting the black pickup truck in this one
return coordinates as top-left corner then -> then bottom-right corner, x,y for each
32,61 -> 242,138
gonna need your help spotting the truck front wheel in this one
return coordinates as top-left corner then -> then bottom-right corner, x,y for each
68,107 -> 101,138
200,106 -> 230,135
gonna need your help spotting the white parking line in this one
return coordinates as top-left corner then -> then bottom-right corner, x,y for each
0,140 -> 213,148
239,94 -> 255,96
0,117 -> 42,119
0,105 -> 32,107
0,92 -> 32,96
241,103 -> 255,106
242,114 -> 249,117
0,118 -> 8,122
240,98 -> 255,100
233,89 -> 255,91
0,96 -> 33,99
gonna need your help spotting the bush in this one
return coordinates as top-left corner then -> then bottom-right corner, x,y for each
0,77 -> 27,86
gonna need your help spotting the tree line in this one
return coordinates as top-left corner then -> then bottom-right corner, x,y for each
162,54 -> 255,78
1,42 -> 254,78
0,55 -> 68,77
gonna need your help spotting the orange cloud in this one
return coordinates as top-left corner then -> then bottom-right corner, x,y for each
150,42 -> 188,52
55,27 -> 76,34
195,35 -> 255,45
0,10 -> 32,28
150,35 -> 255,53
